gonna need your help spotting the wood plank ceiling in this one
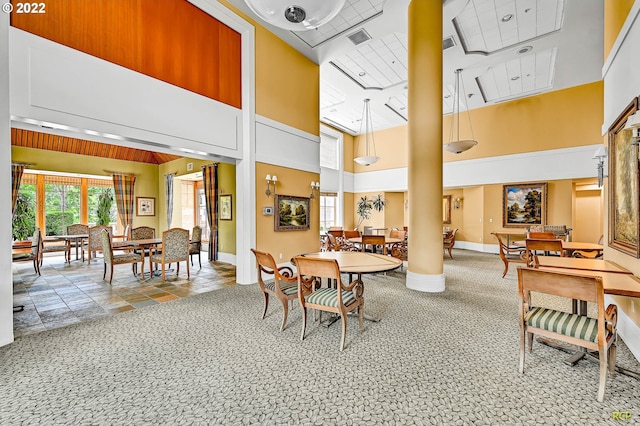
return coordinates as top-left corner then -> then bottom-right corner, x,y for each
11,128 -> 182,165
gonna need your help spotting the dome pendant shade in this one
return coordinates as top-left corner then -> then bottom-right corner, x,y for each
445,69 -> 478,154
354,99 -> 380,166
243,0 -> 346,31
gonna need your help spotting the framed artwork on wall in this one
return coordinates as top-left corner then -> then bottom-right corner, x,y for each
502,182 -> 547,228
608,97 -> 640,257
136,197 -> 155,217
219,194 -> 232,221
274,194 -> 310,231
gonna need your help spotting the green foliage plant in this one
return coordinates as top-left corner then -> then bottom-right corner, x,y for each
12,192 -> 36,241
97,188 -> 114,226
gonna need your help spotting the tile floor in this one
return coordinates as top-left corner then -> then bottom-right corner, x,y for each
12,251 -> 237,338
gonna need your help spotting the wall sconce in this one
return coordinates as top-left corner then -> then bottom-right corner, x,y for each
309,181 -> 320,199
454,197 -> 462,209
592,146 -> 608,188
626,111 -> 640,157
265,174 -> 277,197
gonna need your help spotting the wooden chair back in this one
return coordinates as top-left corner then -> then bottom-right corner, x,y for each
390,229 -> 406,239
492,232 -> 526,278
525,238 -> 565,266
328,229 -> 344,238
517,267 -> 616,402
527,231 -> 556,239
361,235 -> 386,255
343,230 -> 360,239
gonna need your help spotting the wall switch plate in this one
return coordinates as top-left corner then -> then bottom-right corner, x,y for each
263,206 -> 274,216
187,162 -> 193,171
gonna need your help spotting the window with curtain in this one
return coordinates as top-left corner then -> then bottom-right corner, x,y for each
87,178 -> 118,230
181,181 -> 195,232
320,132 -> 339,170
320,192 -> 338,233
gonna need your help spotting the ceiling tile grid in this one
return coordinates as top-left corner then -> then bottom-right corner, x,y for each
292,0 -> 386,48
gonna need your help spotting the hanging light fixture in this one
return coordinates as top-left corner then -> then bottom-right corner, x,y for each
354,98 -> 380,166
243,0 -> 346,31
444,68 -> 478,154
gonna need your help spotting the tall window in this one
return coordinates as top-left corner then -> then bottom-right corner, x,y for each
181,181 -> 195,232
320,133 -> 339,170
87,178 -> 118,230
195,181 -> 210,244
44,175 -> 80,235
319,192 -> 337,233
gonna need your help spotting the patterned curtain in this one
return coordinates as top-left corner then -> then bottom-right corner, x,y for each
11,163 -> 25,215
202,163 -> 219,261
112,174 -> 136,231
165,173 -> 175,229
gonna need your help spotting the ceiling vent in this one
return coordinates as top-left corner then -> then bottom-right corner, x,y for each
443,36 -> 456,50
347,29 -> 372,46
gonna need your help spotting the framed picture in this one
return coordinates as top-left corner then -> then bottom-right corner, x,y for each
219,194 -> 232,221
274,194 -> 310,231
608,97 -> 639,257
136,197 -> 155,216
443,195 -> 451,224
502,182 -> 547,228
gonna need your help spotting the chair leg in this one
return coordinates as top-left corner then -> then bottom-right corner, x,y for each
527,332 -> 534,353
448,247 -> 453,258
186,260 -> 190,279
608,342 -> 617,376
300,307 -> 307,341
597,348 -> 607,402
358,305 -> 364,332
109,264 -> 114,284
340,313 -> 347,351
261,293 -> 269,319
519,325 -> 526,373
103,263 -> 107,281
198,252 -> 201,269
162,264 -> 166,282
280,299 -> 289,332
177,263 -> 180,276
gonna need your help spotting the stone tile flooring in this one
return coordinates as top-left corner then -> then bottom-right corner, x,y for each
12,252 -> 236,338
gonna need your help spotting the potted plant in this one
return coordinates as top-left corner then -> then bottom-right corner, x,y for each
12,192 -> 36,242
96,188 -> 114,226
356,194 -> 385,231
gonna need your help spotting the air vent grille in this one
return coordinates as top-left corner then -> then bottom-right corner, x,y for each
443,36 -> 456,50
347,29 -> 372,46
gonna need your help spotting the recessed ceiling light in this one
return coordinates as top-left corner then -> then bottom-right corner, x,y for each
501,14 -> 513,22
517,46 -> 533,55
358,71 -> 366,77
511,76 -> 520,81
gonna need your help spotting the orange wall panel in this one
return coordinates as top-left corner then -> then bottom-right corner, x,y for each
10,0 -> 241,108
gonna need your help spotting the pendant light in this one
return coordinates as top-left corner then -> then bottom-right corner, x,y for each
444,68 -> 478,154
354,99 -> 380,166
243,0 -> 346,31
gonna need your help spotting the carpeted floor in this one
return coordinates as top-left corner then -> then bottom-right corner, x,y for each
1,250 -> 639,425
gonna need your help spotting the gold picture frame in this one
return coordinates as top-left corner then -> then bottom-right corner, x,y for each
136,197 -> 155,217
219,194 -> 232,221
502,182 -> 547,228
443,195 -> 451,224
274,194 -> 310,231
608,97 -> 639,257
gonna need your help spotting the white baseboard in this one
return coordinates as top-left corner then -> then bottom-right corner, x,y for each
605,295 -> 640,362
454,241 -> 500,255
217,252 -> 236,265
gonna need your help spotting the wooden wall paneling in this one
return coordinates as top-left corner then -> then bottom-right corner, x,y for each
11,0 -> 241,108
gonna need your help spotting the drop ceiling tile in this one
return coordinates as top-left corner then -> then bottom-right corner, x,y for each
454,0 -> 565,54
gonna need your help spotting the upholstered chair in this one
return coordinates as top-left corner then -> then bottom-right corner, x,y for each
100,229 -> 144,284
150,228 -> 190,282
189,225 -> 202,268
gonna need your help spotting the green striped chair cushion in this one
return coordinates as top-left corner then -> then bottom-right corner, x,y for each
305,288 -> 356,308
525,307 -> 598,343
264,280 -> 297,295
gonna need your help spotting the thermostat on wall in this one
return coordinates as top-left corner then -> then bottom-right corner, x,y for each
263,206 -> 274,216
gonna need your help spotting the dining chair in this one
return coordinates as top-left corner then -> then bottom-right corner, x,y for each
572,235 -> 604,259
294,256 -> 364,351
389,229 -> 407,240
361,235 -> 386,255
131,226 -> 157,274
189,225 -> 203,268
100,229 -> 144,284
251,248 -> 298,331
492,233 -> 526,278
517,267 -> 617,402
150,228 -> 190,282
83,225 -> 111,264
443,228 -> 458,259
67,223 -> 88,260
13,228 -> 43,275
527,231 -> 556,240
525,238 -> 566,267
41,236 -> 70,264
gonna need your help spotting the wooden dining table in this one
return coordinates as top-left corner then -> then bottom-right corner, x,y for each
116,238 -> 163,276
301,251 -> 402,322
347,236 -> 403,245
535,257 -> 631,274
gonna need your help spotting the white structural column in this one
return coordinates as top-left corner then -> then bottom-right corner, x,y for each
406,0 -> 445,292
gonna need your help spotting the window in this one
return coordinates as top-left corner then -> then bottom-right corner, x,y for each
320,133 -> 339,170
319,192 -> 337,233
181,181 -> 195,232
44,176 -> 81,235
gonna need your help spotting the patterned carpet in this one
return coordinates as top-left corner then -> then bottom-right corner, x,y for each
1,250 -> 639,425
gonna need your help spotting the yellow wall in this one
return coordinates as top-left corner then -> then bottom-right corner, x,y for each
343,192 -> 354,230
573,188 -> 603,243
384,192 -> 404,231
220,0 -> 319,136
353,125 -> 408,173
462,186 -> 484,244
12,146 -> 160,230
343,132 -> 354,174
255,162 -> 319,261
604,0 -> 636,58
444,188 -> 464,232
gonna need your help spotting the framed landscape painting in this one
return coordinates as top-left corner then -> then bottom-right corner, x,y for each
502,183 -> 547,228
274,194 -> 310,231
608,97 -> 639,257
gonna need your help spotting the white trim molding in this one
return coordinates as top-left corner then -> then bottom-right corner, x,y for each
406,270 -> 446,293
605,295 -> 640,362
